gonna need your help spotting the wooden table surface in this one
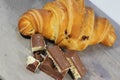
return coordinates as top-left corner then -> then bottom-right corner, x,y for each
0,0 -> 120,80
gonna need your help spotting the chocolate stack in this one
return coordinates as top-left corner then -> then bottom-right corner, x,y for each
26,34 -> 86,80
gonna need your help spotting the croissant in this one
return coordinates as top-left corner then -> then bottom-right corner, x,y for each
18,0 -> 116,51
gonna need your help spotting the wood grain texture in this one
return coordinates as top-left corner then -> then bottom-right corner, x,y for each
0,0 -> 119,80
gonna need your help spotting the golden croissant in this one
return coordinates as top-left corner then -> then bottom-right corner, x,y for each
18,0 -> 116,51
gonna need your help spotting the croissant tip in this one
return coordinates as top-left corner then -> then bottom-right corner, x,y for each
20,33 -> 31,39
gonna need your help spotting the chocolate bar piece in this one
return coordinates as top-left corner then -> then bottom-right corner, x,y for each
31,34 -> 46,52
33,52 -> 44,62
39,57 -> 67,80
65,50 -> 86,80
34,50 -> 47,56
26,56 -> 40,73
47,46 -> 70,72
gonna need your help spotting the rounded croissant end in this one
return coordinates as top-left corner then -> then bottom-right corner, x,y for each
102,26 -> 117,46
18,15 -> 36,38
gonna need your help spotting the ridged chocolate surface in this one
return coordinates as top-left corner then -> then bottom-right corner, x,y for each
65,50 -> 86,77
39,57 -> 64,80
47,46 -> 70,72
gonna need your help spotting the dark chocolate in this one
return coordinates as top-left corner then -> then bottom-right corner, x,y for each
65,50 -> 86,78
33,50 -> 47,56
81,35 -> 89,41
47,46 -> 70,72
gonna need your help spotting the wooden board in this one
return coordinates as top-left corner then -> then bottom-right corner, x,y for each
0,0 -> 119,80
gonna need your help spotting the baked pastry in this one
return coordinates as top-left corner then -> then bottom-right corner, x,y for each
18,0 -> 116,51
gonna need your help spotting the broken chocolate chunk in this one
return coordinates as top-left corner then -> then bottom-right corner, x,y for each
33,52 -> 44,62
26,56 -> 40,73
31,34 -> 46,52
39,57 -> 67,80
65,50 -> 86,80
47,46 -> 71,72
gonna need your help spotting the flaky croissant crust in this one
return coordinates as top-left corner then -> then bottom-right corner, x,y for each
18,0 -> 116,51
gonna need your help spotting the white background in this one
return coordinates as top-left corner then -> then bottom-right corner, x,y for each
90,0 -> 120,25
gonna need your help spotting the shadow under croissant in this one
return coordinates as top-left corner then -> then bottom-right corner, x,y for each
20,33 -> 31,39
20,32 -> 56,45
44,38 -> 55,44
